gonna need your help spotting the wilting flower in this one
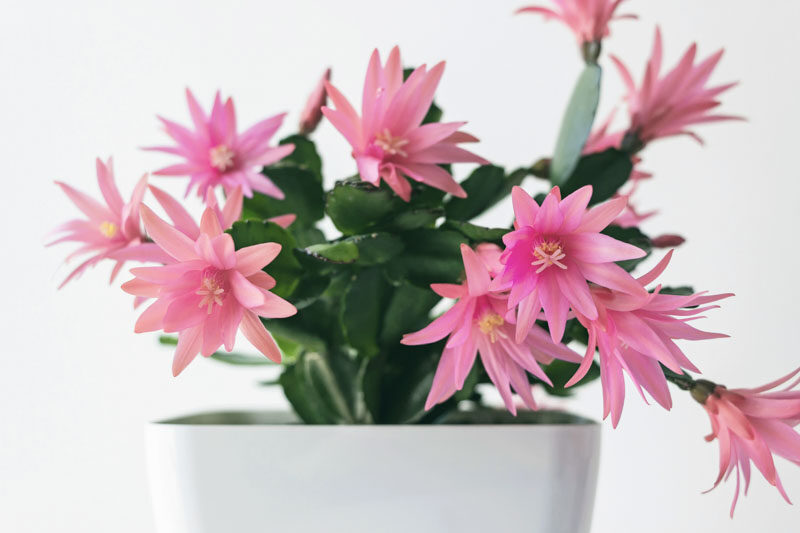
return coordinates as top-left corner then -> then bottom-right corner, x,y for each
492,185 -> 646,344
611,27 -> 741,146
147,89 -> 294,201
402,244 -> 581,413
568,250 -> 732,426
693,368 -> 800,516
322,46 -> 488,201
299,68 -> 331,135
49,158 -> 167,288
122,205 -> 296,376
517,0 -> 636,44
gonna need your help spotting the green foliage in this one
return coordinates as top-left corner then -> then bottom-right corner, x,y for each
560,148 -> 633,204
445,165 -> 530,221
176,57 -> 672,428
387,229 -> 468,287
550,64 -> 602,186
228,220 -> 302,299
242,136 -> 324,230
441,220 -> 507,245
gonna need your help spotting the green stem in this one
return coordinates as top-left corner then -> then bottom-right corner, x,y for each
661,366 -> 696,391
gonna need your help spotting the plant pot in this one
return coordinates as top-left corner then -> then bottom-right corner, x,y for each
146,410 -> 600,533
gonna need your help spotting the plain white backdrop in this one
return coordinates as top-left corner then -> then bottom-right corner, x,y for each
2,0 -> 799,531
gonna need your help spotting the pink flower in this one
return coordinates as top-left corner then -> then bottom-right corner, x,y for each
49,158 -> 168,288
402,244 -> 581,414
321,46 -> 489,201
148,185 -> 294,238
147,89 -> 294,201
121,205 -> 297,376
695,368 -> 800,516
568,251 -> 732,426
299,68 -> 331,135
493,185 -> 647,345
517,0 -> 636,44
611,27 -> 741,146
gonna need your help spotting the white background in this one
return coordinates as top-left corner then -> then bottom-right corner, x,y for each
2,0 -> 799,531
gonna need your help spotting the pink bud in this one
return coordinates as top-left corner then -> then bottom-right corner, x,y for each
651,234 -> 685,248
299,68 -> 331,135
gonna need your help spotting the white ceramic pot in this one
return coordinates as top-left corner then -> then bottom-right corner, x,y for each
146,411 -> 600,533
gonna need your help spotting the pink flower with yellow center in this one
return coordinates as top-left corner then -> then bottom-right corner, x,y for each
693,368 -> 800,516
321,46 -> 489,201
567,250 -> 732,427
122,205 -> 296,376
611,27 -> 741,146
146,89 -> 294,201
49,158 -> 169,288
517,0 -> 637,44
402,244 -> 581,414
493,185 -> 647,345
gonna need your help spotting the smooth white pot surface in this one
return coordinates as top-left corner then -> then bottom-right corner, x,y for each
146,411 -> 600,533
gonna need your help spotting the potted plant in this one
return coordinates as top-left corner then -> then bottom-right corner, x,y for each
50,1 -> 800,532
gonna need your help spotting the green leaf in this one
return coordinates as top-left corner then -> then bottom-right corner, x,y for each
228,220 -> 302,299
601,225 -> 652,272
297,241 -> 360,265
560,148 -> 633,205
274,134 -> 323,181
540,359 -> 601,396
390,229 -> 468,286
243,166 -> 324,229
444,165 -> 531,221
441,220 -> 507,245
435,408 -> 594,425
379,282 -> 441,345
657,286 -> 695,296
363,343 -> 443,424
344,233 -> 404,266
325,179 -> 400,235
550,64 -> 602,186
385,207 -> 443,231
341,268 -> 391,358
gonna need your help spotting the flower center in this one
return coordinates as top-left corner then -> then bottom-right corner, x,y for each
196,270 -> 226,314
477,312 -> 505,343
532,240 -> 567,274
374,128 -> 409,157
209,144 -> 235,171
99,221 -> 118,239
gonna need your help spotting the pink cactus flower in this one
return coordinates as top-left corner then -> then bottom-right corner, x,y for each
493,185 -> 647,345
146,89 -> 294,201
517,0 -> 636,44
568,251 -> 732,426
299,68 -> 331,135
613,197 -> 656,228
651,234 -> 685,248
695,368 -> 800,516
49,158 -> 168,288
121,205 -> 297,376
611,27 -> 741,146
321,46 -> 489,201
402,244 -> 581,414
148,185 -> 295,238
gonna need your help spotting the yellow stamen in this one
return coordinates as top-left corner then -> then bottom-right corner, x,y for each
477,313 -> 505,343
99,221 -> 118,239
374,128 -> 409,157
532,240 -> 567,273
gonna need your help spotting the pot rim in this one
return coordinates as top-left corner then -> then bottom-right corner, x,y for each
149,409 -> 599,427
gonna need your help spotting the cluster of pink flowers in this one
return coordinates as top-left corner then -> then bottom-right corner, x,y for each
49,6 -> 799,515
405,186 -> 730,427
